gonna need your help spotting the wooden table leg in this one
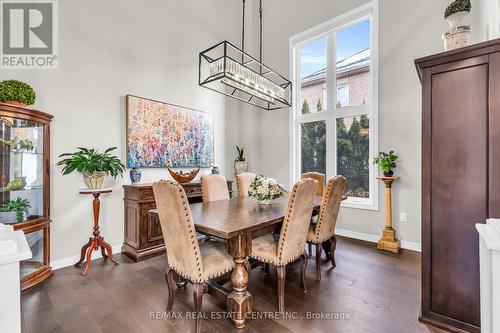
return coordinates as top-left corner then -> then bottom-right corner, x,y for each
227,234 -> 253,329
75,238 -> 93,267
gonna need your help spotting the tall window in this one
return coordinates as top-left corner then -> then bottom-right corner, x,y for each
290,2 -> 378,209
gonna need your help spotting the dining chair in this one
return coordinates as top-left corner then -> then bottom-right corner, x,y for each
201,174 -> 230,202
301,172 -> 325,196
152,180 -> 235,333
250,178 -> 317,313
306,176 -> 346,280
236,172 -> 256,197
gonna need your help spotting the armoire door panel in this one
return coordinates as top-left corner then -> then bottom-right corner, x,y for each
430,63 -> 488,327
489,52 -> 500,218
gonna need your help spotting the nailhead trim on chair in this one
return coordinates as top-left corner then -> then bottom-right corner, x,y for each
312,178 -> 334,243
160,179 -> 234,283
251,250 -> 306,266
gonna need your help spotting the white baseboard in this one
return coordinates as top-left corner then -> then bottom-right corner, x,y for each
335,228 -> 421,252
50,229 -> 421,270
50,243 -> 122,270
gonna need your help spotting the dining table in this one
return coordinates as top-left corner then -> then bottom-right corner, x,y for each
148,194 -> 322,329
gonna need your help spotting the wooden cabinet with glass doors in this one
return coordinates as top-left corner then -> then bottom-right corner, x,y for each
0,102 -> 53,290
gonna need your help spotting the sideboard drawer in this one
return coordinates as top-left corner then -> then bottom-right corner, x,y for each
139,188 -> 155,201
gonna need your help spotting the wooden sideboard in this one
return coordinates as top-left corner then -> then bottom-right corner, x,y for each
122,181 -> 233,261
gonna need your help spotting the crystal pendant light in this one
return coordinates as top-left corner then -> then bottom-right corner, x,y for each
198,0 -> 292,110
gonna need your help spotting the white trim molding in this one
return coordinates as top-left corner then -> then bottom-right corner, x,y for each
289,0 -> 379,210
335,228 -> 421,252
50,244 -> 123,270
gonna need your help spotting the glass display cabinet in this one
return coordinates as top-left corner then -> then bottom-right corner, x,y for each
0,102 -> 53,290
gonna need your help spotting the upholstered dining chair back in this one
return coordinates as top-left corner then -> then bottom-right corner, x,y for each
153,180 -> 204,282
201,174 -> 230,202
236,172 -> 256,198
277,178 -> 317,264
312,176 -> 346,243
301,172 -> 325,196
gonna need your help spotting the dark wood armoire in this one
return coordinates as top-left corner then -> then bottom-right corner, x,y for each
415,39 -> 500,333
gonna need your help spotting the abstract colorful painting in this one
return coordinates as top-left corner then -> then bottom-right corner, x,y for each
126,95 -> 214,168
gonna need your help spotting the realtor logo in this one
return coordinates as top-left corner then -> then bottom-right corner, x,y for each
1,0 -> 58,69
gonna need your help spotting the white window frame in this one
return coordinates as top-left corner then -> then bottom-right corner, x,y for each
289,1 -> 379,211
337,83 -> 349,107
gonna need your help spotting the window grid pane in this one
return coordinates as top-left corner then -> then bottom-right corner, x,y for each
301,121 -> 326,176
336,115 -> 370,198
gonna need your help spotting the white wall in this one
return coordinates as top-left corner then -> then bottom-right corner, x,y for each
241,0 -> 488,248
1,0 -> 494,262
473,0 -> 500,41
0,0 -> 241,262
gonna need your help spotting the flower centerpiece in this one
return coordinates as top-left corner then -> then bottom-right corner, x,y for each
248,175 -> 287,205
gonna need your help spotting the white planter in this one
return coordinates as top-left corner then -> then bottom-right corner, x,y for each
234,161 -> 248,174
258,199 -> 271,205
443,26 -> 470,51
445,11 -> 468,28
0,211 -> 21,224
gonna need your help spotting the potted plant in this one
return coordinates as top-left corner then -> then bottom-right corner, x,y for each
0,197 -> 31,224
57,147 -> 125,189
444,0 -> 471,28
248,175 -> 287,205
0,80 -> 36,107
373,151 -> 398,177
234,146 -> 248,174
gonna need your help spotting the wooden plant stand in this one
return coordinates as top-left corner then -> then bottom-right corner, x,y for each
75,188 -> 119,275
377,176 -> 401,253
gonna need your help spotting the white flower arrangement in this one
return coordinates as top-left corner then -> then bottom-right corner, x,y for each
248,175 -> 287,203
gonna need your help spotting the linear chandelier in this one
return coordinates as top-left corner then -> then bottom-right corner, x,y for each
198,0 -> 292,111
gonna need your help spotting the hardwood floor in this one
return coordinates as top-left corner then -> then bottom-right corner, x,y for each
21,237 -> 449,333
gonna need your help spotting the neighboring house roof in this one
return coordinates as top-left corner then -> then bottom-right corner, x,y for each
301,48 -> 370,84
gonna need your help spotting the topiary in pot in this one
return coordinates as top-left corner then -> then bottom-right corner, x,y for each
0,80 -> 36,107
444,0 -> 471,28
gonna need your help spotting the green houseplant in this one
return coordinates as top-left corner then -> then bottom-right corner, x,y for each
0,80 -> 36,107
57,147 -> 125,189
0,197 -> 31,223
373,151 -> 398,177
234,146 -> 248,174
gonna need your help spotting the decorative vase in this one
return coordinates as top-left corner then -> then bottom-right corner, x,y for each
258,199 -> 271,205
2,100 -> 28,107
445,11 -> 468,28
234,161 -> 248,174
83,171 -> 107,189
211,166 -> 220,175
129,167 -> 142,184
443,26 -> 470,51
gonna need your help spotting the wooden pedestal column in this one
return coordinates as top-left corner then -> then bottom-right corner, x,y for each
377,176 -> 400,254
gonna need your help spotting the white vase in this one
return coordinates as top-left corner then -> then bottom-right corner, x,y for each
443,26 -> 471,51
0,211 -> 25,224
258,199 -> 271,205
234,161 -> 248,174
445,11 -> 468,28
